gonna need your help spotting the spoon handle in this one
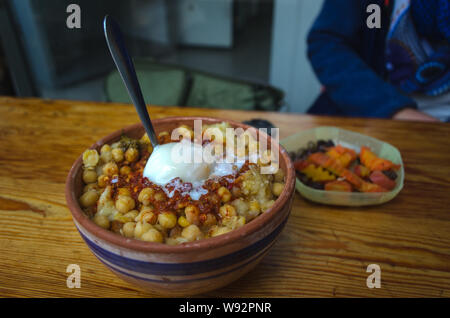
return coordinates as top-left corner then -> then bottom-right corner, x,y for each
103,15 -> 159,147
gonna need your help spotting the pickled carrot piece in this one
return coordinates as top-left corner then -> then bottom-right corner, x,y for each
360,146 -> 401,171
324,180 -> 352,192
308,152 -> 388,193
326,145 -> 357,168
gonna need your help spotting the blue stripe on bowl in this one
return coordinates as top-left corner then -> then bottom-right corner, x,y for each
79,217 -> 287,276
93,239 -> 275,284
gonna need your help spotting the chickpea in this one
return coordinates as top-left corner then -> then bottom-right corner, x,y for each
123,210 -> 139,221
231,198 -> 248,216
95,164 -> 103,175
82,169 -> 98,184
237,216 -> 246,227
83,183 -> 98,193
140,205 -> 154,213
153,192 -> 165,202
117,187 -> 131,196
237,202 -> 259,221
97,175 -> 109,188
169,226 -> 182,238
101,144 -> 111,153
138,188 -> 154,206
141,228 -> 163,243
211,226 -> 231,237
100,144 -> 113,163
110,220 -> 124,233
158,212 -> 177,229
272,182 -> 284,196
219,204 -> 236,219
122,222 -> 136,238
249,200 -> 260,212
177,216 -> 190,228
165,238 -> 180,246
176,201 -> 188,210
217,186 -> 232,203
140,133 -> 150,144
181,224 -> 203,241
141,210 -> 157,225
94,213 -> 110,229
134,221 -> 152,238
102,162 -> 118,176
115,195 -> 135,213
111,148 -> 124,163
82,149 -> 99,168
208,193 -> 220,205
134,206 -> 144,222
274,169 -> 285,182
125,147 -> 139,162
259,150 -> 272,166
231,186 -> 241,197
79,190 -> 99,208
110,141 -> 120,149
184,205 -> 200,225
120,165 -> 131,176
153,223 -> 166,234
174,125 -> 193,140
158,131 -> 170,144
221,215 -> 235,227
261,200 -> 275,212
202,213 -> 217,227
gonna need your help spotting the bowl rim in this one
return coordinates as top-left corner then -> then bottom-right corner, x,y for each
65,116 -> 296,253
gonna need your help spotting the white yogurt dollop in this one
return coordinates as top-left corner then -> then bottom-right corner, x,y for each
143,140 -> 246,200
143,141 -> 212,186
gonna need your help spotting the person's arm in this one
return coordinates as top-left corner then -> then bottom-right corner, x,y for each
307,0 -> 417,118
392,108 -> 439,122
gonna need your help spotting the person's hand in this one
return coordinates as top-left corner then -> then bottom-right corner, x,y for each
392,108 -> 439,122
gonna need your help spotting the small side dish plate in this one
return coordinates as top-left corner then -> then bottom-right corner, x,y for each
280,126 -> 404,206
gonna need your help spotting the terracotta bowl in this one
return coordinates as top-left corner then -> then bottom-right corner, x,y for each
65,116 -> 296,296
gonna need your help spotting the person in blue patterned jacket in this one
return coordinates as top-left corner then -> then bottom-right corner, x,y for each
307,0 -> 449,122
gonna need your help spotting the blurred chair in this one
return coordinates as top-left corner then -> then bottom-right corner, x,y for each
105,59 -> 284,111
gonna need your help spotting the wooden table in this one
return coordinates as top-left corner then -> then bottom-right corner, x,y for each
0,97 -> 449,298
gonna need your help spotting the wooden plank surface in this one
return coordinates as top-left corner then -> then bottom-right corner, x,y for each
0,97 -> 449,297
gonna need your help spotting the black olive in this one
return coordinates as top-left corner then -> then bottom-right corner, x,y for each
296,172 -> 309,184
317,139 -> 327,147
293,148 -> 302,158
318,145 -> 329,153
310,182 -> 325,190
307,141 -> 316,151
382,170 -> 397,180
289,152 -> 297,162
325,139 -> 335,147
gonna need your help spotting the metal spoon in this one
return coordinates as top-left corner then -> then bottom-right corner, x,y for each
103,15 -> 159,148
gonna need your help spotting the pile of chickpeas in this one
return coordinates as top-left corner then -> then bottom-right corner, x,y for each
78,124 -> 285,245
